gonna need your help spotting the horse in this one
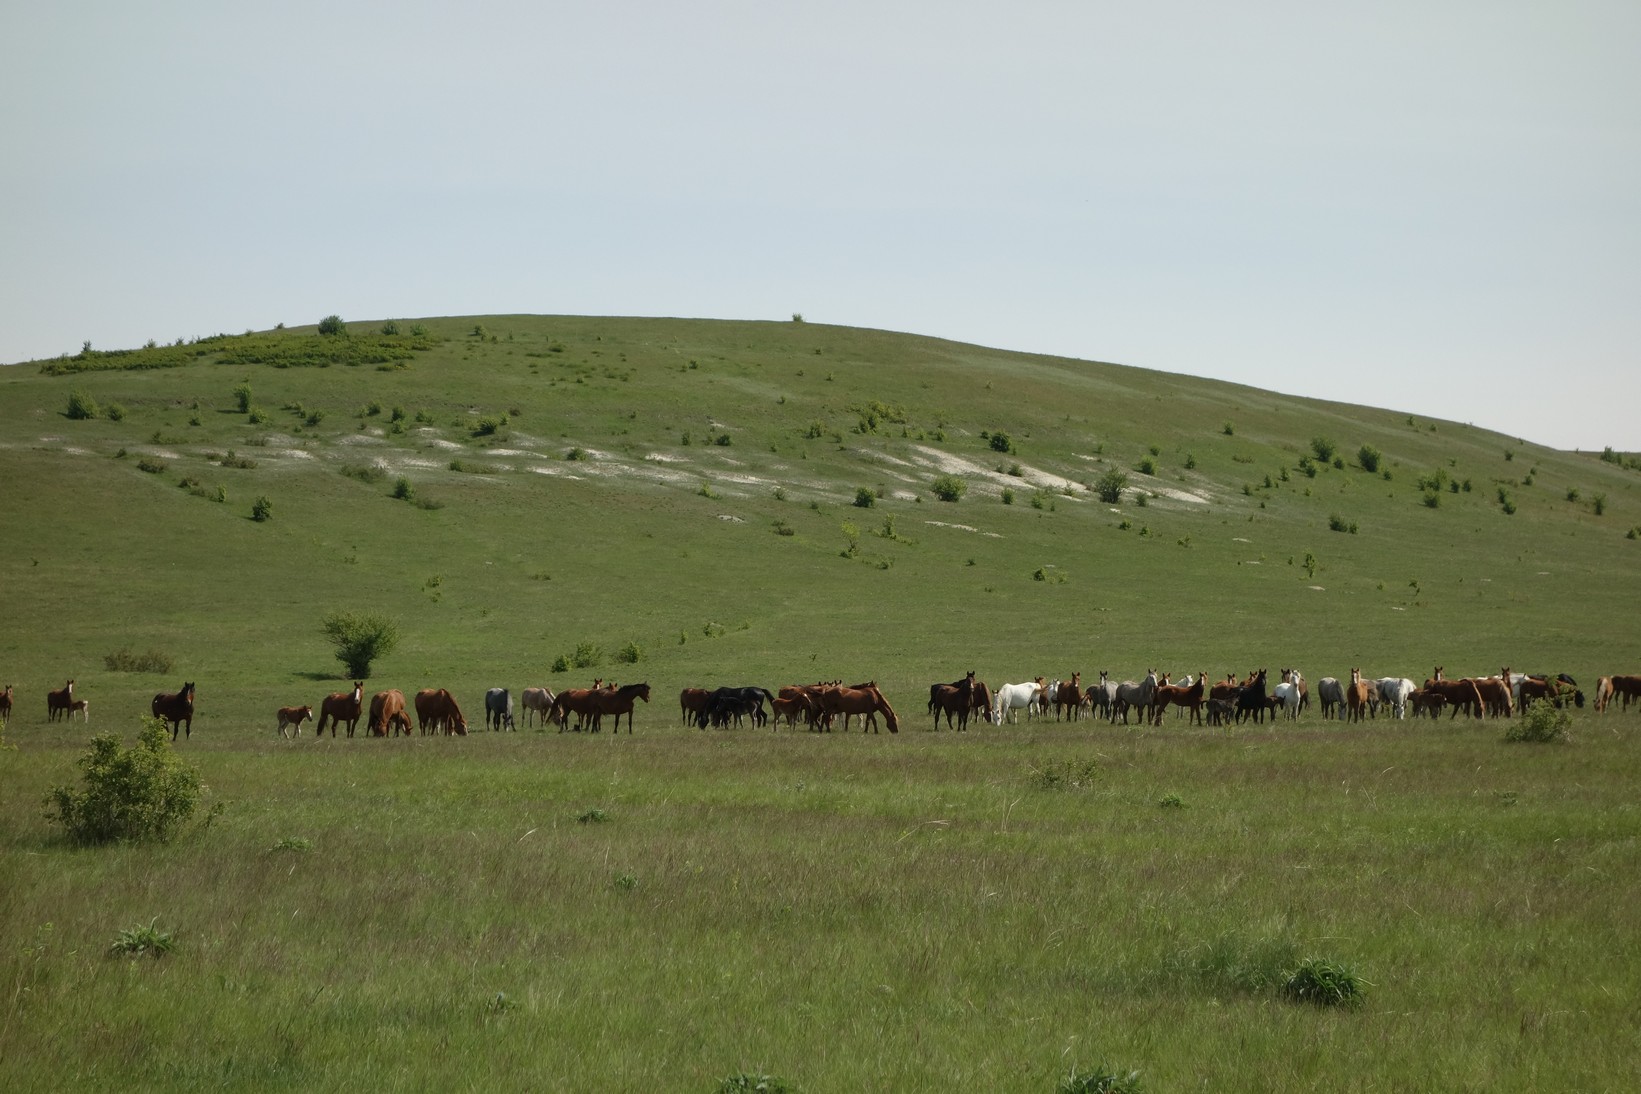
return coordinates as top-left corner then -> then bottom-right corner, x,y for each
679,687 -> 713,727
485,688 -> 515,731
1054,672 -> 1084,721
930,677 -> 977,731
699,686 -> 776,729
1344,669 -> 1370,723
276,705 -> 313,738
1086,671 -> 1115,719
47,679 -> 75,722
1612,674 -> 1641,711
67,698 -> 90,722
1114,671 -> 1157,725
992,681 -> 1041,724
1475,670 -> 1514,719
592,682 -> 650,733
1375,678 -> 1415,720
1316,677 -> 1343,719
0,684 -> 12,723
1593,676 -> 1615,713
520,687 -> 555,728
1280,668 -> 1309,716
1150,672 -> 1205,725
1515,674 -> 1574,712
551,684 -> 614,732
815,683 -> 898,734
1032,677 -> 1055,719
1408,688 -> 1447,718
317,681 -> 365,737
1236,669 -> 1270,724
1205,697 -> 1237,727
1426,668 -> 1485,719
415,689 -> 467,735
151,682 -> 196,739
368,689 -> 410,737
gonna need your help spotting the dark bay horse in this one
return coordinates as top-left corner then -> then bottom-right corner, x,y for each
47,679 -> 75,722
152,681 -> 195,740
0,684 -> 12,723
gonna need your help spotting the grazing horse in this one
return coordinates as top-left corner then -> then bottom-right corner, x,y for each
485,688 -> 515,731
679,687 -> 713,727
1344,669 -> 1371,723
1114,671 -> 1158,725
368,689 -> 410,737
550,684 -> 615,732
152,682 -> 196,739
520,687 -> 555,728
1611,674 -> 1641,711
992,681 -> 1041,724
317,681 -> 365,737
0,684 -> 11,723
816,683 -> 898,734
592,682 -> 650,733
276,705 -> 313,738
415,689 -> 468,735
1593,676 -> 1615,713
47,679 -> 75,722
1151,672 -> 1206,726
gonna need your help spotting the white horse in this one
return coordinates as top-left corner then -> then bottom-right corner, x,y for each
1375,677 -> 1415,719
1272,681 -> 1300,720
521,686 -> 556,728
992,681 -> 1041,724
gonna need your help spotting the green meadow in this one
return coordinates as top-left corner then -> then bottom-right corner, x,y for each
2,316 -> 1638,1090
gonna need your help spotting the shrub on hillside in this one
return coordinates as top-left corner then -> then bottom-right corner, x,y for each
43,718 -> 214,845
1094,468 -> 1129,504
66,390 -> 100,419
930,474 -> 966,502
1357,444 -> 1381,473
104,648 -> 175,674
317,315 -> 347,336
321,611 -> 399,679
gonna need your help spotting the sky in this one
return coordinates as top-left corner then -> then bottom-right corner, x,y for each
4,1 -> 1638,451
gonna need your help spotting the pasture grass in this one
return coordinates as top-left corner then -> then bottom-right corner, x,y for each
3,315 -> 1640,1088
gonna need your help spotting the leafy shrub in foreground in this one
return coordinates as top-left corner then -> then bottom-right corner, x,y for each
1506,701 -> 1570,742
44,719 -> 210,845
1059,1065 -> 1144,1093
109,919 -> 175,959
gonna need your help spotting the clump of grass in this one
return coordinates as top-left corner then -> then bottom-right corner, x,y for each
577,808 -> 609,825
1282,957 -> 1368,1007
1028,758 -> 1098,791
717,1073 -> 793,1094
1157,793 -> 1184,809
103,649 -> 174,674
340,463 -> 387,484
1506,701 -> 1570,742
220,449 -> 257,469
137,457 -> 166,474
1059,1064 -> 1145,1093
109,919 -> 175,959
267,836 -> 313,854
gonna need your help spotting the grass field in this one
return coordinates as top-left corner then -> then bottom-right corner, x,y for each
2,315 -> 1639,1090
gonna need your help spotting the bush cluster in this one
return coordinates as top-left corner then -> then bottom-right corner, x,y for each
44,719 -> 211,845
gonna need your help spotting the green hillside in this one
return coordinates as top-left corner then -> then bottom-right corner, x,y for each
3,314 -> 1636,714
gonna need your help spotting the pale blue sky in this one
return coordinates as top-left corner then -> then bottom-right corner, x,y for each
4,1 -> 1637,450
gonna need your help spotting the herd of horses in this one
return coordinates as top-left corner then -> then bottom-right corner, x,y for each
6,668 -> 1640,741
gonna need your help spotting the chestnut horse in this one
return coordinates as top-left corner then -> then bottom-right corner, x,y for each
47,679 -> 75,722
1608,674 -> 1641,711
1151,672 -> 1206,725
930,676 -> 977,731
1054,672 -> 1084,721
368,689 -> 410,737
1345,668 -> 1370,723
591,682 -> 650,733
414,689 -> 468,735
317,682 -> 365,737
152,681 -> 196,740
815,683 -> 899,734
276,705 -> 313,738
1425,668 -> 1484,719
550,682 -> 615,732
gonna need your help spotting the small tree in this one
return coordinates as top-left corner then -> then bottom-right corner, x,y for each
322,611 -> 399,679
989,431 -> 1013,454
1094,468 -> 1129,504
66,390 -> 100,420
1311,436 -> 1338,462
930,474 -> 966,502
44,718 -> 210,845
1357,444 -> 1381,473
233,382 -> 253,413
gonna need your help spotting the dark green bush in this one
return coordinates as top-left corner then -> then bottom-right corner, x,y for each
66,390 -> 99,419
322,611 -> 399,679
930,474 -> 966,502
44,719 -> 212,845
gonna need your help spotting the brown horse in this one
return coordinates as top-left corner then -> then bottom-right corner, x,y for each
368,689 -> 409,737
1150,672 -> 1206,725
1054,672 -> 1084,721
0,684 -> 12,723
317,681 -> 365,737
679,687 -> 713,727
276,705 -> 313,738
1345,669 -> 1371,724
68,699 -> 90,722
414,689 -> 468,735
550,683 -> 616,732
930,677 -> 976,731
47,679 -> 75,722
1426,668 -> 1484,719
1609,674 -> 1641,711
152,682 -> 196,740
591,682 -> 650,733
816,684 -> 899,734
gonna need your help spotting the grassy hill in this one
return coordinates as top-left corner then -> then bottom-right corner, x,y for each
2,315 -> 1639,1090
